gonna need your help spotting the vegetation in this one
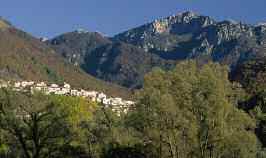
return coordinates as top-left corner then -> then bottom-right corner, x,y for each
0,26 -> 130,98
0,14 -> 265,158
0,60 -> 265,158
82,42 -> 174,88
128,61 -> 258,158
232,58 -> 266,94
0,89 -> 96,158
231,58 -> 266,149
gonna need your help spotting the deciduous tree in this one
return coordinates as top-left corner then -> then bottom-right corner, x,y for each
129,61 -> 258,158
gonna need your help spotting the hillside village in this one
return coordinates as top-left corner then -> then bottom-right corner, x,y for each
0,80 -> 135,115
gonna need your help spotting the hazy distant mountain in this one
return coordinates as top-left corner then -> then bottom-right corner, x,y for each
0,19 -> 130,97
48,30 -> 111,66
49,11 -> 266,88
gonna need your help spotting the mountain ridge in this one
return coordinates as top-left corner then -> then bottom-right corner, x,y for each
0,19 -> 131,98
48,11 -> 266,88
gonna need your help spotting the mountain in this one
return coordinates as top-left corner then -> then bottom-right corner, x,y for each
49,30 -> 111,66
82,42 -> 174,88
114,11 -> 266,65
0,19 -> 130,98
48,31 -> 174,88
49,11 -> 266,88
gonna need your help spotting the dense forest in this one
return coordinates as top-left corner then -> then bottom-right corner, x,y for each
0,60 -> 266,158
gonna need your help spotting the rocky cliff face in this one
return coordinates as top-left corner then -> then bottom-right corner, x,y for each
49,11 -> 266,88
114,11 -> 266,66
114,12 -> 215,52
114,12 -> 265,66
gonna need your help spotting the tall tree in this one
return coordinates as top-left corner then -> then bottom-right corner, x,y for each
85,105 -> 142,158
0,89 -> 94,158
128,61 -> 258,158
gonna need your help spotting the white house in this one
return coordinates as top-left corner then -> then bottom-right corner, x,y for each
76,91 -> 83,97
36,82 -> 47,87
0,83 -> 8,88
21,81 -> 35,87
60,83 -> 71,95
87,91 -> 98,97
33,82 -> 47,91
97,92 -> 107,102
110,98 -> 123,106
124,100 -> 135,106
103,98 -> 112,105
63,82 -> 71,89
14,82 -> 21,88
47,84 -> 60,94
70,89 -> 79,96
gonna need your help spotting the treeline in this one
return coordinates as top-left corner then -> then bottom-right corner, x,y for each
0,61 -> 266,158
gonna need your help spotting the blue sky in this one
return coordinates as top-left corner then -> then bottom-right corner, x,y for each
1,0 -> 266,38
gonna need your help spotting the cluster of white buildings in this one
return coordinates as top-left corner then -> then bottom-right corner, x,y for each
0,81 -> 135,115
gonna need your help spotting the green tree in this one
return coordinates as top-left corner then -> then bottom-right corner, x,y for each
128,61 -> 258,158
0,129 -> 9,157
0,89 -> 95,158
249,90 -> 266,146
85,105 -> 142,158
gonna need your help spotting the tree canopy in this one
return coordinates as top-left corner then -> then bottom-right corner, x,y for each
128,61 -> 258,158
0,60 -> 264,158
0,89 -> 96,158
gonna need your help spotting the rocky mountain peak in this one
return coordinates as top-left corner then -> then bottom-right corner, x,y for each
151,11 -> 214,34
256,23 -> 266,32
177,11 -> 200,22
76,28 -> 89,34
257,22 -> 266,27
181,11 -> 198,17
40,37 -> 49,42
152,19 -> 169,34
